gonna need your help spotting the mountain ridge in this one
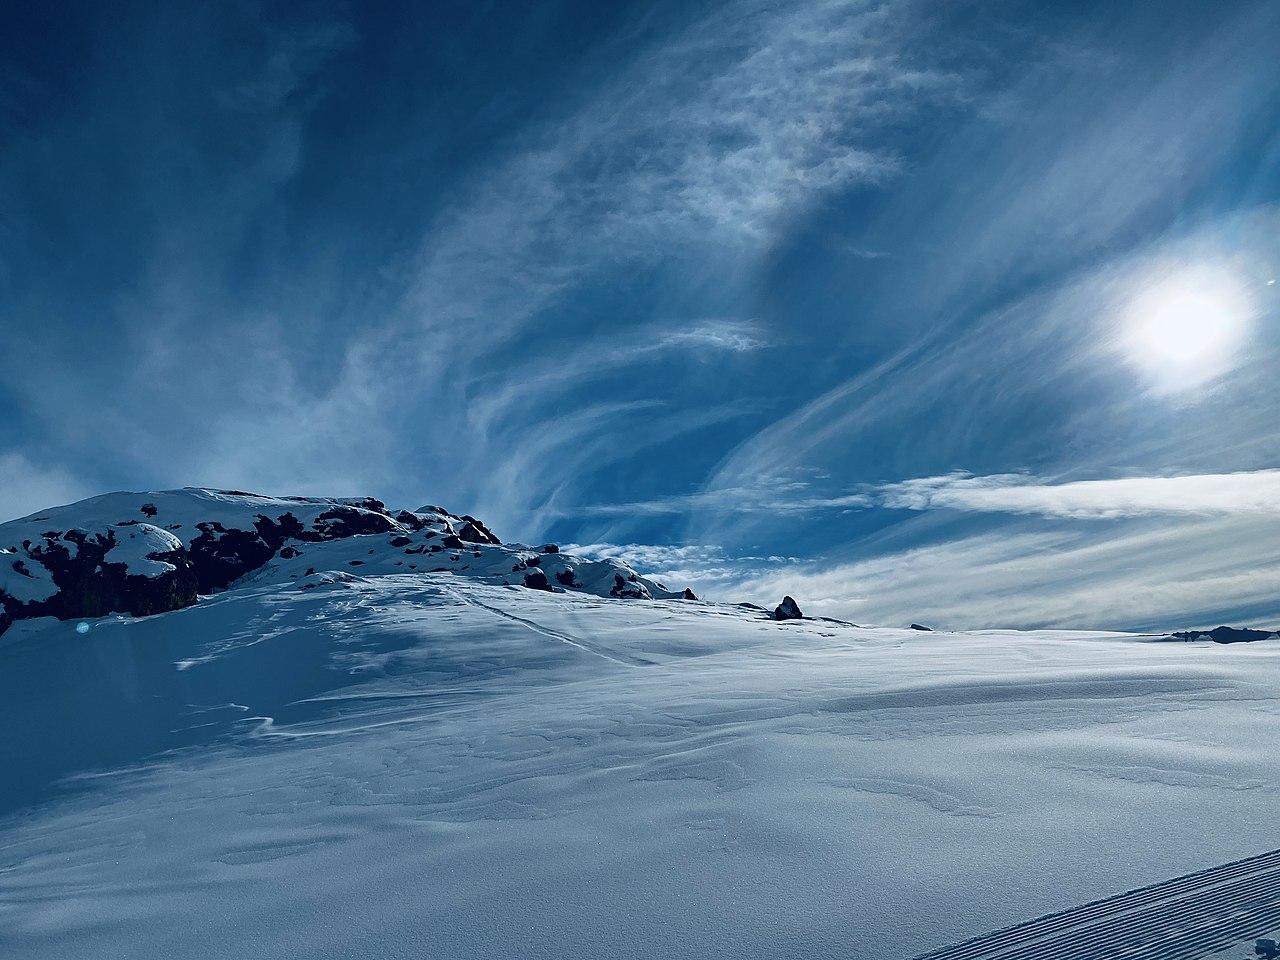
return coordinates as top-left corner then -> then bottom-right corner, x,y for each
0,487 -> 696,637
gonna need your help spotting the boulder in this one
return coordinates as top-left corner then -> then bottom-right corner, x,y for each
773,596 -> 803,620
523,569 -> 552,591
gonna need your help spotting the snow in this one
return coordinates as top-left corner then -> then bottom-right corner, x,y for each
1,488 -> 391,552
0,488 -> 686,635
0,548 -> 58,603
102,523 -> 182,577
2,572 -> 1279,959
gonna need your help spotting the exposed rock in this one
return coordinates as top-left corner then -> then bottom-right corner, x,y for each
394,510 -> 428,531
682,588 -> 698,601
773,596 -> 803,621
522,569 -> 551,591
0,526 -> 198,628
188,523 -> 276,594
909,623 -> 932,631
309,507 -> 396,541
1167,625 -> 1277,644
457,516 -> 500,545
610,573 -> 647,599
0,488 -> 699,636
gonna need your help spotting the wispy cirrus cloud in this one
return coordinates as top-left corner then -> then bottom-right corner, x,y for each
721,513 -> 1280,632
562,541 -> 801,591
401,0 -> 951,350
326,0 -> 954,532
566,480 -> 871,518
877,469 -> 1280,519
2,0 -> 952,534
465,318 -> 767,437
568,467 -> 1280,523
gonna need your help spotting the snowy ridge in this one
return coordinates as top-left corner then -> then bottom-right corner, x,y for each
0,487 -> 694,636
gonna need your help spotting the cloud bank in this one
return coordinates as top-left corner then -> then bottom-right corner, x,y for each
877,470 -> 1280,519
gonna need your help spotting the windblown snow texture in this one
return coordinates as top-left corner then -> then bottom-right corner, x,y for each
3,490 -> 1280,960
3,581 -> 1280,958
0,488 -> 692,636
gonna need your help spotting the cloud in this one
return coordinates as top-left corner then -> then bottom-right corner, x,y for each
359,0 -> 954,532
663,321 -> 767,354
399,0 -> 949,352
561,465 -> 1280,526
721,514 -> 1280,631
0,453 -> 92,523
563,541 -> 801,590
876,469 -> 1280,519
70,0 -> 944,533
564,478 -> 871,518
692,205 -> 1280,552
465,318 -> 768,438
564,542 -> 729,568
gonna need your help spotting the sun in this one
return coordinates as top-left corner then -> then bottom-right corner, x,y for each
1117,263 -> 1255,394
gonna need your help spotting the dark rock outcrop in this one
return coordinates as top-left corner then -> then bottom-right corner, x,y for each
909,623 -> 932,631
1167,625 -> 1277,644
457,516 -> 500,545
773,596 -> 803,621
610,573 -> 647,599
1,489 -> 699,636
0,528 -> 198,629
523,569 -> 552,591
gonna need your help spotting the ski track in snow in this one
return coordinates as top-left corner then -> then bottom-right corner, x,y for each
443,584 -> 656,667
916,846 -> 1280,960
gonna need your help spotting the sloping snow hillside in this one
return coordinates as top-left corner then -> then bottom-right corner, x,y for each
2,493 -> 1280,959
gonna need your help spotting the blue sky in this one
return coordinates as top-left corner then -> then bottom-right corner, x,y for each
2,0 -> 1279,629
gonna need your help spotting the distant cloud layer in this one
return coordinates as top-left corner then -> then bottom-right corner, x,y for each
876,470 -> 1280,519
720,513 -> 1280,632
0,454 -> 91,523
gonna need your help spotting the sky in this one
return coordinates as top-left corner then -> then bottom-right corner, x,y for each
2,0 -> 1279,630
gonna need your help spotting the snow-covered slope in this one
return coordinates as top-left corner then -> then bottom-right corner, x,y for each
2,553 -> 1280,958
0,488 -> 693,636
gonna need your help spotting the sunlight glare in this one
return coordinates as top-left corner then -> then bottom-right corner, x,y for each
1118,263 -> 1255,394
